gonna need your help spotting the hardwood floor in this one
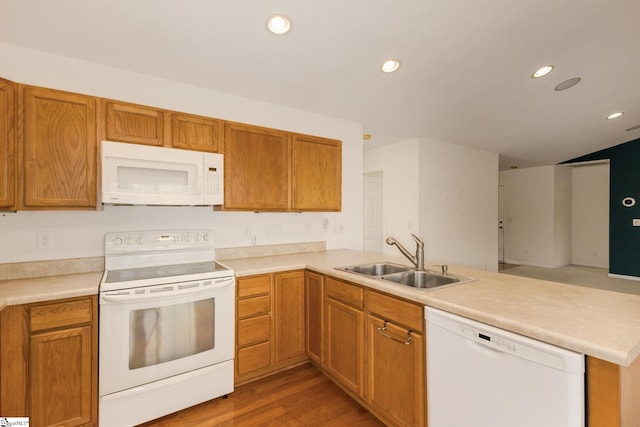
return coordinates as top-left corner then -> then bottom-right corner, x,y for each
139,364 -> 385,426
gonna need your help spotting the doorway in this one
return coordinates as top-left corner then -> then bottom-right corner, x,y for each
364,172 -> 383,253
498,184 -> 505,264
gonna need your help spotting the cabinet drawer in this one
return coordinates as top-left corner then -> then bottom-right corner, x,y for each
238,314 -> 271,346
366,291 -> 423,333
326,277 -> 363,309
238,295 -> 271,319
29,298 -> 93,332
237,275 -> 271,298
237,341 -> 271,375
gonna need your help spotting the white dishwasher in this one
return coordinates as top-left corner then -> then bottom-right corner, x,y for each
426,307 -> 584,427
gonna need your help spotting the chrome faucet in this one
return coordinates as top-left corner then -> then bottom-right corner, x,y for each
386,234 -> 424,271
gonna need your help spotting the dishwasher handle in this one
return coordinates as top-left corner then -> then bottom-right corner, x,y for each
376,320 -> 413,345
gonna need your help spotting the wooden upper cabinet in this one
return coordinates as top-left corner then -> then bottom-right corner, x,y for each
223,122 -> 290,210
21,86 -> 97,209
292,134 -> 341,211
171,113 -> 223,153
0,78 -> 16,209
103,100 -> 165,146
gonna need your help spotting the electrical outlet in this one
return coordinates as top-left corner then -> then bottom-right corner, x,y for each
37,231 -> 53,250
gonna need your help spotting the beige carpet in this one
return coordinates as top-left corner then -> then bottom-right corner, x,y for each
500,264 -> 640,296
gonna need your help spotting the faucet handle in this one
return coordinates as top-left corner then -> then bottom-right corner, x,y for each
410,233 -> 424,247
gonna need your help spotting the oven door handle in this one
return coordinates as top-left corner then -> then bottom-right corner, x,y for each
101,278 -> 234,303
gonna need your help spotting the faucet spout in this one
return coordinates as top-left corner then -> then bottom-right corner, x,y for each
385,234 -> 424,270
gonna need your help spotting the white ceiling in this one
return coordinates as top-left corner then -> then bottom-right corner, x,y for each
2,1 -> 639,169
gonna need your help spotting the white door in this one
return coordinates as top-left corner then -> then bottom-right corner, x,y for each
364,172 -> 384,252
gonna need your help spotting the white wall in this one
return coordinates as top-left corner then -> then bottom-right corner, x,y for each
500,165 -> 572,268
571,163 -> 609,267
418,138 -> 498,271
554,166 -> 572,267
364,137 -> 499,271
0,43 -> 364,263
364,139 -> 420,255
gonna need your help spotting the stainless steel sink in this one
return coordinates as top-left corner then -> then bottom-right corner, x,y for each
336,262 -> 475,290
380,270 -> 459,289
337,262 -> 411,276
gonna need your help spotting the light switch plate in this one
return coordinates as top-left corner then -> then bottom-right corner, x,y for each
633,219 -> 640,226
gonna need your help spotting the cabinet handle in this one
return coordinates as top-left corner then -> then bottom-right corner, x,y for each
376,320 -> 413,345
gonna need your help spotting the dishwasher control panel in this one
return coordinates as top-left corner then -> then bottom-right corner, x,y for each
426,307 -> 584,373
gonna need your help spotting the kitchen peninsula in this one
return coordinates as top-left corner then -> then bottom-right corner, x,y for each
1,248 -> 639,426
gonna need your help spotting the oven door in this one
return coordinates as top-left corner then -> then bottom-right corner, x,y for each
99,276 -> 234,396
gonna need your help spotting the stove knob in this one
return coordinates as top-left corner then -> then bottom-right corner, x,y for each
202,233 -> 209,241
113,237 -> 123,246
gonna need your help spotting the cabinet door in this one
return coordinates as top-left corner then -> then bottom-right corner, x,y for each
305,271 -> 325,366
30,325 -> 94,427
103,100 -> 165,146
366,314 -> 424,427
0,78 -> 16,209
292,134 -> 341,211
325,297 -> 364,396
171,113 -> 223,152
21,86 -> 97,208
223,122 -> 290,210
274,270 -> 306,363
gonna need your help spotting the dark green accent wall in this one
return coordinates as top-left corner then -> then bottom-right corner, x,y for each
562,137 -> 640,277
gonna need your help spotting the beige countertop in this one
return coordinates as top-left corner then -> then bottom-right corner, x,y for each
2,249 -> 639,367
0,271 -> 103,311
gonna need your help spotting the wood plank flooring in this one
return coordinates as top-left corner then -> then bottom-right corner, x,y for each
139,364 -> 385,426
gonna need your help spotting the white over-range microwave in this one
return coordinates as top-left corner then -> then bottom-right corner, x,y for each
101,141 -> 223,206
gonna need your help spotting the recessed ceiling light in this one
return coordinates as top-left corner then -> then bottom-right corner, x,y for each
363,134 -> 372,140
531,65 -> 554,79
267,14 -> 291,35
607,112 -> 624,120
381,59 -> 401,73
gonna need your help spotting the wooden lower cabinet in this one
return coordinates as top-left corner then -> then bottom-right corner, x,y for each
365,291 -> 425,427
274,270 -> 306,363
0,296 -> 98,427
587,355 -> 640,426
235,270 -> 307,385
325,277 -> 364,396
30,325 -> 94,426
314,275 -> 425,427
